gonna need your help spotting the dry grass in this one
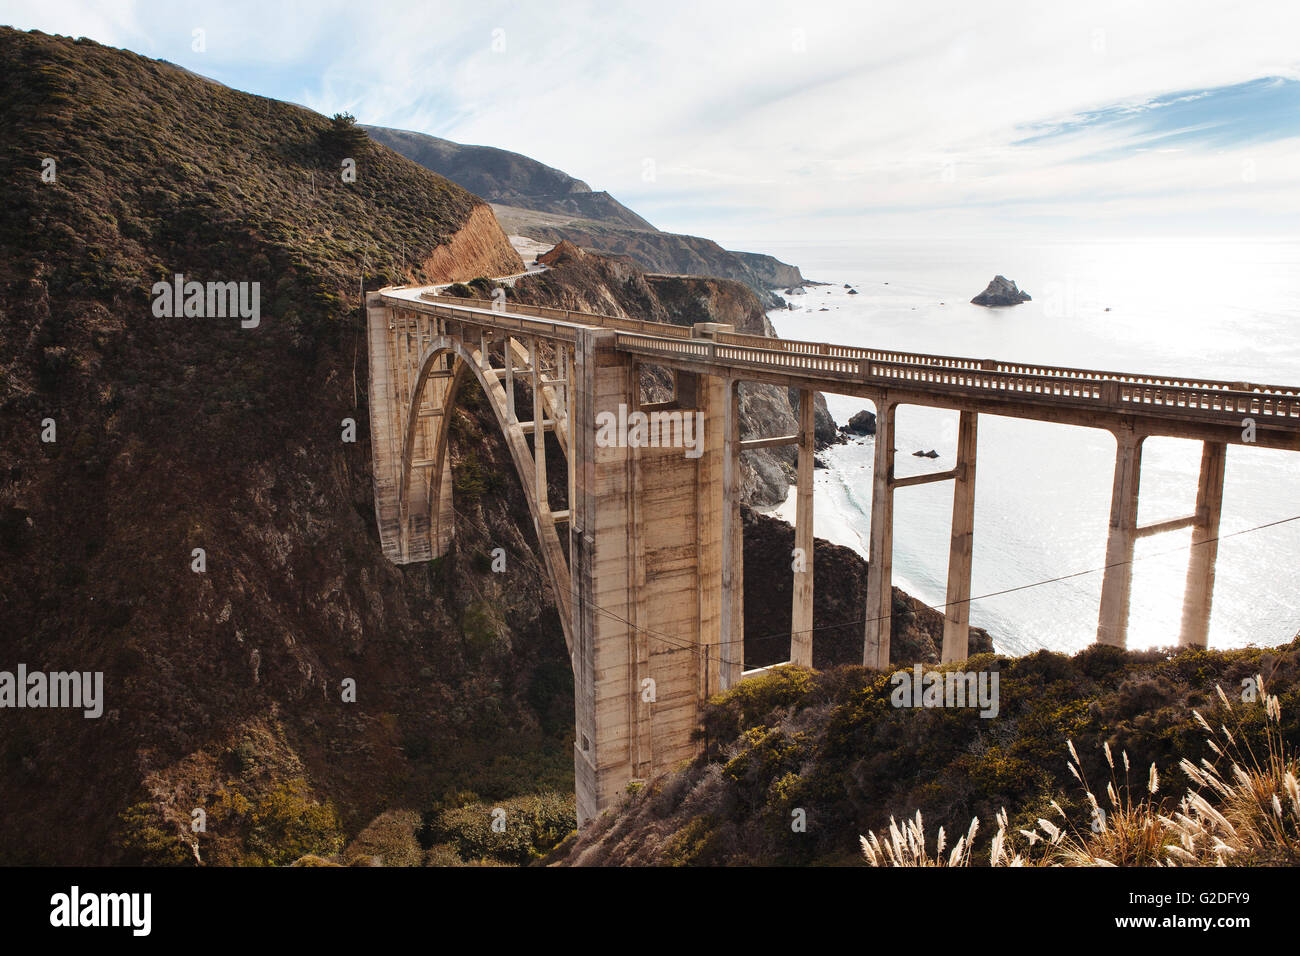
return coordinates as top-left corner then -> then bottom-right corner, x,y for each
861,675 -> 1299,867
859,812 -> 980,867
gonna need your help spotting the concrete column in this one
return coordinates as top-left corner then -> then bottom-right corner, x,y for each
569,327 -> 624,825
504,335 -> 515,421
1097,427 -> 1145,647
942,410 -> 978,662
864,400 -> 895,669
570,327 -> 725,823
719,378 -> 744,689
566,345 -> 576,514
531,337 -> 548,514
696,374 -> 726,698
791,388 -> 815,667
1179,441 -> 1227,648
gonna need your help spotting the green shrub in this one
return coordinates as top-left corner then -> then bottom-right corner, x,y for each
431,792 -> 575,864
243,780 -> 344,866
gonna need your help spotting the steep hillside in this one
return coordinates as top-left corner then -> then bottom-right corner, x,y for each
364,126 -> 656,230
550,638 -> 1300,866
0,28 -> 554,865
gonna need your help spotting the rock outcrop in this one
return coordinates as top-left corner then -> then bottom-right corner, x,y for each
843,409 -> 877,435
423,203 -> 524,282
971,275 -> 1031,306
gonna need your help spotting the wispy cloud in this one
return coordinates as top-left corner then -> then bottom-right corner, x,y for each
3,0 -> 1299,240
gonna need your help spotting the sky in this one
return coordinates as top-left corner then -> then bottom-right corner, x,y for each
4,0 -> 1300,243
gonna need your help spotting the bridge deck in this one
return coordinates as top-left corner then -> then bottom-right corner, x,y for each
379,288 -> 1300,447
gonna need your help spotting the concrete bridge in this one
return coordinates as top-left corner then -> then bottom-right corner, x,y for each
366,285 -> 1300,823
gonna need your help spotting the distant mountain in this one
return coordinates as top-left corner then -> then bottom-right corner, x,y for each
365,126 -> 806,303
363,126 -> 656,230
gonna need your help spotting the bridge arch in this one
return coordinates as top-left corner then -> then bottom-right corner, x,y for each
390,331 -> 575,654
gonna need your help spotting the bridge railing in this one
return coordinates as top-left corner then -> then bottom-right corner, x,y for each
716,329 -> 1300,399
393,290 -> 1300,427
615,333 -> 1300,424
418,293 -> 692,339
404,302 -> 581,342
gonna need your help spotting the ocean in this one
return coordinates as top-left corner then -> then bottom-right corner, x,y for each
751,236 -> 1300,655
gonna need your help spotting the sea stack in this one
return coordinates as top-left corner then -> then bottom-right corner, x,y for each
971,275 -> 1031,307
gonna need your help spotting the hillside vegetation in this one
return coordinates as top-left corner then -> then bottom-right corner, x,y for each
0,28 -> 563,865
551,638 -> 1300,865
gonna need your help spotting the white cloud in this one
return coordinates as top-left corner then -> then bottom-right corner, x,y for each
4,0 -> 1299,240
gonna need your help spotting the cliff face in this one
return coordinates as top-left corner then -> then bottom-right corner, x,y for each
422,204 -> 524,282
497,211 -> 803,308
730,250 -> 805,289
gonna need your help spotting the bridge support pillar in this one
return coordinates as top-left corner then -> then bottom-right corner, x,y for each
864,400 -> 896,669
570,328 -> 726,825
791,389 -> 816,667
942,410 -> 979,662
1178,441 -> 1226,648
719,378 -> 745,688
1097,427 -> 1145,647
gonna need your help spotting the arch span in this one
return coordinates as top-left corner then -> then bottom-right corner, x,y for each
375,321 -> 575,654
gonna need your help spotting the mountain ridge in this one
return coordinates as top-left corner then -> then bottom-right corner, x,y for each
365,125 -> 806,304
